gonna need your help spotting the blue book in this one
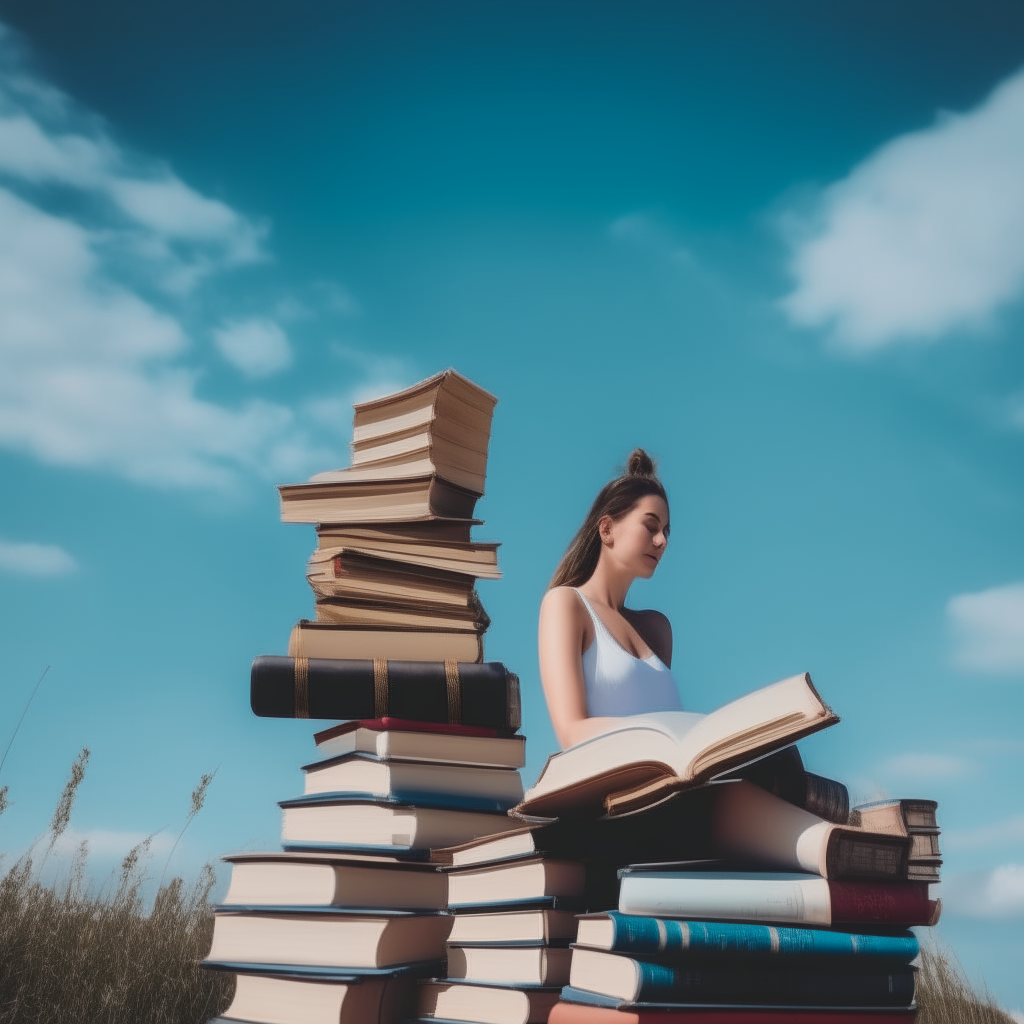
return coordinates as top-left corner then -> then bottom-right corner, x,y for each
567,948 -> 916,1007
576,912 -> 919,963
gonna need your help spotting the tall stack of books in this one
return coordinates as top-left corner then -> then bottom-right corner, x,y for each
504,676 -> 942,1024
202,371 -> 533,1024
281,370 -> 500,663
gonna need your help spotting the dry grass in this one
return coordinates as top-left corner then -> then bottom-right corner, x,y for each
917,944 -> 1016,1024
0,749 -> 232,1024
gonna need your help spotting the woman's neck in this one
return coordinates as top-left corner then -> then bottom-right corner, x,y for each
579,558 -> 633,610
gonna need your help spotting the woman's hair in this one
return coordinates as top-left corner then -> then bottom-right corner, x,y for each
549,448 -> 668,589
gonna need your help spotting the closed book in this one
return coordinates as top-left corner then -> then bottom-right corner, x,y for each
448,909 -> 579,946
568,949 -> 916,1007
314,528 -> 500,578
313,721 -> 525,768
313,599 -> 489,632
211,971 -> 414,1024
307,548 -> 479,606
447,944 -> 573,986
849,799 -> 939,835
347,440 -> 489,495
447,857 -> 586,910
220,851 -> 447,909
287,622 -> 485,663
250,656 -> 520,731
574,912 -> 919,964
515,675 -> 838,819
278,473 -> 479,525
316,521 -> 477,546
206,907 -> 451,968
300,751 -> 524,809
710,781 -> 911,881
550,994 -> 919,1023
417,980 -> 561,1024
617,870 -> 940,928
278,794 -> 521,852
351,369 -> 496,448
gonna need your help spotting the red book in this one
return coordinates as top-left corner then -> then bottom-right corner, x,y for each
548,1003 -> 917,1024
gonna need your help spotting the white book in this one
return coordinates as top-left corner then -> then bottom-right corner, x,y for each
446,944 -> 572,986
302,753 -> 523,806
207,910 -> 451,968
447,909 -> 578,945
417,982 -> 560,1024
280,799 -> 521,850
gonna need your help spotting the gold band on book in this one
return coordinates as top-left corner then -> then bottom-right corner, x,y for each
373,658 -> 389,718
294,657 -> 310,718
445,659 -> 461,724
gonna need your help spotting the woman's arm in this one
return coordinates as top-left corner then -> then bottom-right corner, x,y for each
538,587 -> 621,748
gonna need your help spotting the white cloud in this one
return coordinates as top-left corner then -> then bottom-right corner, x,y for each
948,582 -> 1024,675
879,752 -> 976,781
942,863 -> 1024,918
0,539 -> 77,576
0,25 -> 361,490
781,68 -> 1024,350
214,318 -> 292,378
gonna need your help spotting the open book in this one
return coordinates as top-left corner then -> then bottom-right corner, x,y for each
514,673 -> 838,818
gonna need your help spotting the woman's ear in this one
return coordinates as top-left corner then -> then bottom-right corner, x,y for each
598,514 -> 614,546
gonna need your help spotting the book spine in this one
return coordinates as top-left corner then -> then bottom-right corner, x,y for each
548,1000 -> 918,1024
803,773 -> 850,825
250,656 -> 520,730
603,915 -> 919,962
825,830 -> 910,881
828,881 -> 936,926
631,963 -> 916,1007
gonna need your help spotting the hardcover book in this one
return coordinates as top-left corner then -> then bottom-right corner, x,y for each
250,656 -> 520,729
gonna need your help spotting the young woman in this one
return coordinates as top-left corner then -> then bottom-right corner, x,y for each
538,449 -> 682,749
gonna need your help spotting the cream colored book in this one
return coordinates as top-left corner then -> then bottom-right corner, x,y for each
417,981 -> 559,1024
221,850 -> 446,908
288,620 -> 484,662
350,439 -> 489,495
352,369 -> 497,447
278,474 -> 478,525
446,945 -> 572,987
314,599 -> 486,632
514,673 -> 838,818
206,910 -> 451,968
216,973 -> 402,1024
307,548 -> 477,608
314,531 -> 501,579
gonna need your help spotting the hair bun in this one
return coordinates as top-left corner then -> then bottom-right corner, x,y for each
625,448 -> 657,478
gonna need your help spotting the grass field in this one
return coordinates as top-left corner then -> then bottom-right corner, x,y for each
0,752 -> 1015,1024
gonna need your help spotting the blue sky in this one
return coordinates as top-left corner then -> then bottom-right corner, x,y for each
0,0 -> 1022,1011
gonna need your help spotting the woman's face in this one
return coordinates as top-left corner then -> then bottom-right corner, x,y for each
600,494 -> 670,579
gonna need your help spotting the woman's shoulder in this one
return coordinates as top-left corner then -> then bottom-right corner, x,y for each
541,585 -> 584,612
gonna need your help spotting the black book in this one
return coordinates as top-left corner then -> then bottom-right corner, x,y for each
250,656 -> 520,731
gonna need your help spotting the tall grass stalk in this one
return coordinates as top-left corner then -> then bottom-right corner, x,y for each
916,944 -> 1016,1024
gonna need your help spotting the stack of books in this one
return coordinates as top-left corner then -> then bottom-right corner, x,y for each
504,676 -> 942,1023
280,369 -> 500,663
202,371 -> 533,1024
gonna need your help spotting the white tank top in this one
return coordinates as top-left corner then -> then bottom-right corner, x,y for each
574,588 -> 683,717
